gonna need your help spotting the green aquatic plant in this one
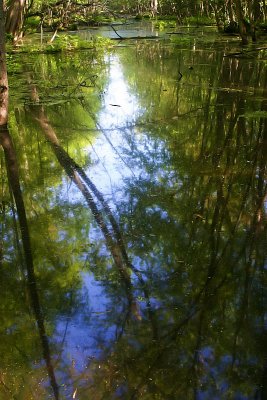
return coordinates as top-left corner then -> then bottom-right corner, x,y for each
170,35 -> 194,45
154,20 -> 176,30
6,34 -> 113,54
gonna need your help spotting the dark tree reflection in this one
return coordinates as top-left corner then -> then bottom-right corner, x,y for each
0,127 -> 59,399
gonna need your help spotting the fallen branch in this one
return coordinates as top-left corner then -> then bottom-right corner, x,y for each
110,24 -> 123,39
111,35 -> 160,41
166,32 -> 184,35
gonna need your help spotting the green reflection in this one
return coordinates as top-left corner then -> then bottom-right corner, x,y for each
1,33 -> 267,399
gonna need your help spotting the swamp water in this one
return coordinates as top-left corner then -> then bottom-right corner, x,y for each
1,24 -> 267,399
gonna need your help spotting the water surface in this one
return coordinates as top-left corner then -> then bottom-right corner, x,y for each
1,26 -> 267,399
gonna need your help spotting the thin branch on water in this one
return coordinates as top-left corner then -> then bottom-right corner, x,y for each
109,24 -> 124,39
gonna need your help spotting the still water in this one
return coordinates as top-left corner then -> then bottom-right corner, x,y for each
1,25 -> 267,399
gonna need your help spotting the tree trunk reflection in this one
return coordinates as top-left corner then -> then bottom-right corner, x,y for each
0,127 -> 60,400
28,99 -> 143,320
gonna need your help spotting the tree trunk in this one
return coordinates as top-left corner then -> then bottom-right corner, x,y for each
227,0 -> 235,23
151,0 -> 158,17
211,3 -> 223,32
0,0 -> 8,126
234,0 -> 249,45
248,0 -> 257,42
5,0 -> 25,41
263,0 -> 267,22
251,0 -> 261,41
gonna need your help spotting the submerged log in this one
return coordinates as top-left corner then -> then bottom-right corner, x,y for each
110,35 -> 159,40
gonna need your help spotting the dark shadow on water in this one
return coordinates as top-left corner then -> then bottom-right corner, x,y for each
0,126 -> 60,399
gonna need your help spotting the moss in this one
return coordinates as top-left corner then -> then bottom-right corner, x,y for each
184,16 -> 216,26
